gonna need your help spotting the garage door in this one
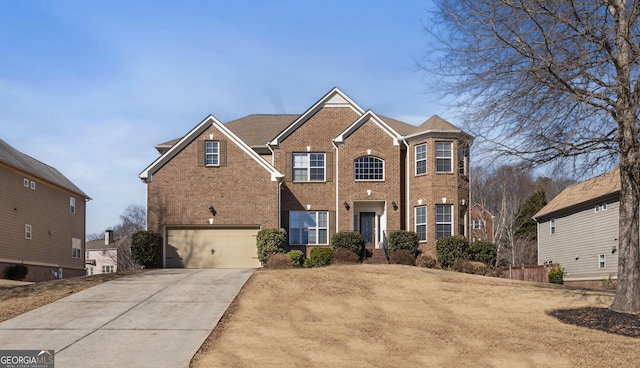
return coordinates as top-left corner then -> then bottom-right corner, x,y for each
166,227 -> 260,268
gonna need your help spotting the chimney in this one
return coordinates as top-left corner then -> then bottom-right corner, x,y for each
105,230 -> 113,245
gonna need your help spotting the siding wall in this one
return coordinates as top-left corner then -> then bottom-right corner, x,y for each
0,163 -> 86,276
537,198 -> 619,281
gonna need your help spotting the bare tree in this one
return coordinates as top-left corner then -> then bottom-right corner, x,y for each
428,0 -> 640,313
113,204 -> 146,238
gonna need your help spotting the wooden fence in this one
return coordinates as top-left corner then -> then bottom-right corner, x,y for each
500,264 -> 553,283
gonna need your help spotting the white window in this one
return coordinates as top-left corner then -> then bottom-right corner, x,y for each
102,265 -> 113,273
436,204 -> 453,239
30,181 -> 36,190
599,254 -> 606,269
25,224 -> 32,239
23,178 -> 29,187
435,142 -> 453,173
293,153 -> 325,182
289,211 -> 328,245
72,237 -> 82,259
415,143 -> 427,175
471,219 -> 483,229
550,219 -> 556,234
354,156 -> 384,180
595,203 -> 608,213
205,140 -> 219,166
415,206 -> 427,241
70,197 -> 76,214
458,144 -> 468,175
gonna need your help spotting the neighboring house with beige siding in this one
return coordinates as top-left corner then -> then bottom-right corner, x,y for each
140,88 -> 473,268
534,168 -> 619,288
0,139 -> 90,281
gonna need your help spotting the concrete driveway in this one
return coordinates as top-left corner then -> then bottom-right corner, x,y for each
0,268 -> 254,368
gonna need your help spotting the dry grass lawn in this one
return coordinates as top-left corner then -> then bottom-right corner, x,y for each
191,265 -> 640,368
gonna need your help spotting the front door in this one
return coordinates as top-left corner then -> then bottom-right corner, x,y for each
360,212 -> 376,248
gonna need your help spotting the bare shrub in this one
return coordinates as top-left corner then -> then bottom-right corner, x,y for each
331,248 -> 360,265
452,259 -> 487,275
389,249 -> 416,266
265,253 -> 292,269
416,254 -> 438,269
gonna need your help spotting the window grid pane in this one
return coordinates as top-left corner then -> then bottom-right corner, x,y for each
435,142 -> 452,173
415,206 -> 427,241
293,153 -> 325,181
435,204 -> 453,239
415,144 -> 427,175
354,156 -> 384,180
205,141 -> 219,165
289,211 -> 329,245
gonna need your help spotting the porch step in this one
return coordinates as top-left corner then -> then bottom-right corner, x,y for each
362,249 -> 389,264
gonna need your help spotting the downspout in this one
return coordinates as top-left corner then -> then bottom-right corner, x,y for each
402,138 -> 411,231
267,143 -> 282,228
332,140 -> 339,232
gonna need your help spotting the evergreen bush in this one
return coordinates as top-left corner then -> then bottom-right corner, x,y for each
308,247 -> 333,267
388,231 -> 420,256
286,250 -> 305,267
256,228 -> 287,264
331,232 -> 364,258
436,235 -> 470,269
548,264 -> 565,284
5,263 -> 28,281
131,231 -> 163,268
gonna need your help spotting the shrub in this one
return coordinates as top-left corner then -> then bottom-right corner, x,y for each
452,259 -> 487,275
467,241 -> 497,266
331,248 -> 361,265
436,235 -> 470,269
388,231 -> 420,256
331,232 -> 364,258
548,264 -> 565,284
286,250 -> 305,267
389,249 -> 416,265
308,247 -> 333,267
256,228 -> 287,264
265,253 -> 293,269
131,231 -> 163,268
416,254 -> 438,268
5,263 -> 28,281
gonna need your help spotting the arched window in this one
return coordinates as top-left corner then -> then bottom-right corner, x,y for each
354,156 -> 384,181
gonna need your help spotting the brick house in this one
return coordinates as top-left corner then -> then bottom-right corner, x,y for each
140,88 -> 473,268
469,203 -> 495,243
0,139 -> 89,281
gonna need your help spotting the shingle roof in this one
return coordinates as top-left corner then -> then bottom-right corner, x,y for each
0,139 -> 89,198
86,235 -> 130,250
378,115 -> 418,135
534,167 -> 619,219
225,114 -> 298,146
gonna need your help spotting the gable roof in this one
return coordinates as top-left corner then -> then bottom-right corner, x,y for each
269,87 -> 365,146
404,115 -> 474,141
334,110 -> 402,145
139,115 -> 284,182
0,139 -> 89,198
533,168 -> 620,219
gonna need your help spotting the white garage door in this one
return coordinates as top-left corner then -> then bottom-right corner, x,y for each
166,227 -> 260,268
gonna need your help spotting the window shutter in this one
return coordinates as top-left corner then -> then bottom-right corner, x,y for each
285,152 -> 292,182
219,140 -> 227,166
281,211 -> 290,244
197,140 -> 205,166
325,152 -> 333,182
329,210 -> 336,239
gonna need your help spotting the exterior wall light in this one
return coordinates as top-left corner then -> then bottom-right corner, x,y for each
343,201 -> 350,210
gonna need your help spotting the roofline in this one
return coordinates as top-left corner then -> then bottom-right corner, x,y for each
334,110 -> 402,145
269,87 -> 365,146
533,190 -> 620,220
403,129 -> 474,140
0,160 -> 91,200
139,115 -> 284,182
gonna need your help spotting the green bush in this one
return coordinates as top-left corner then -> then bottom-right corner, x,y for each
467,241 -> 497,266
548,264 -> 565,284
331,232 -> 364,258
331,248 -> 361,265
388,231 -> 420,256
416,254 -> 438,268
131,231 -> 163,268
5,263 -> 28,281
286,250 -> 305,267
436,235 -> 469,269
307,247 -> 333,267
265,253 -> 293,269
389,249 -> 416,265
256,228 -> 287,264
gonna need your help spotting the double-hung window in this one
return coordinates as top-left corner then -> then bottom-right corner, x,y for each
599,254 -> 606,269
550,219 -> 556,234
25,224 -> 32,240
70,197 -> 76,214
435,142 -> 453,173
293,153 -> 325,181
471,219 -> 482,229
435,204 -> 453,239
72,238 -> 82,259
415,206 -> 427,241
415,143 -> 427,175
289,211 -> 328,245
205,140 -> 219,166
354,156 -> 384,180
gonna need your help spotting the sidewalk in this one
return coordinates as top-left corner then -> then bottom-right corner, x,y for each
0,268 -> 254,368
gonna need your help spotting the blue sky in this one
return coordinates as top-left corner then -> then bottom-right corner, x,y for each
0,0 -> 450,236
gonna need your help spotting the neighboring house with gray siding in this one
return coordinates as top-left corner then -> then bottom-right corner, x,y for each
0,139 -> 90,281
534,168 -> 619,288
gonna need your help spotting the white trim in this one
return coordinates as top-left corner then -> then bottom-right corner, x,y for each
334,110 -> 401,145
269,87 -> 365,146
139,115 -> 284,182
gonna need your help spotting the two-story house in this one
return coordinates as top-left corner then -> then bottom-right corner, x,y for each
469,203 -> 495,243
139,88 -> 473,268
85,230 -> 123,275
0,139 -> 90,281
534,168 -> 619,288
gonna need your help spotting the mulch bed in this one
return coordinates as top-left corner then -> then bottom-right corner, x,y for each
548,307 -> 640,338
